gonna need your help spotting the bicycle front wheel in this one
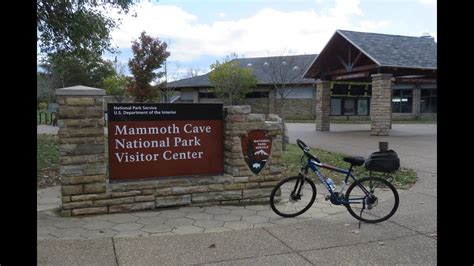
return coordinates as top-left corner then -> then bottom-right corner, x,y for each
345,177 -> 399,223
270,175 -> 317,217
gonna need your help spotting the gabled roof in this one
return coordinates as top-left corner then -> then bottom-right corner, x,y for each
337,30 -> 437,69
304,30 -> 437,79
168,54 -> 318,88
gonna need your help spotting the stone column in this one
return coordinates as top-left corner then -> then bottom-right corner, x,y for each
413,86 -> 421,119
56,86 -> 107,216
370,74 -> 392,136
315,80 -> 331,131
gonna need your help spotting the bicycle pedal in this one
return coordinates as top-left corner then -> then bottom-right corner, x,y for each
325,195 -> 330,201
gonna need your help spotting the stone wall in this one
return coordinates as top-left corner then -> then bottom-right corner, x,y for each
274,99 -> 315,120
241,98 -> 269,114
57,86 -> 284,217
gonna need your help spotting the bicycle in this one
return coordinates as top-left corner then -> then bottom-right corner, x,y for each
270,139 -> 399,224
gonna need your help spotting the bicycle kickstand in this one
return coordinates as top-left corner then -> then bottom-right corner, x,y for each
358,201 -> 366,229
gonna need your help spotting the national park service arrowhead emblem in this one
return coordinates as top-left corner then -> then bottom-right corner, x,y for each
241,130 -> 272,175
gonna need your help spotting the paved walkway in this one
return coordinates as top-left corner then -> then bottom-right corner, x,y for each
37,123 -> 437,264
38,183 -> 346,240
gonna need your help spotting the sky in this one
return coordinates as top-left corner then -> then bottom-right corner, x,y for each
103,0 -> 437,80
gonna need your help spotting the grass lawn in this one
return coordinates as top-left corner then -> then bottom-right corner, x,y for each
281,143 -> 417,189
37,134 -> 60,188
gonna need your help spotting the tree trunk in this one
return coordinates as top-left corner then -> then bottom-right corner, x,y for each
280,99 -> 287,151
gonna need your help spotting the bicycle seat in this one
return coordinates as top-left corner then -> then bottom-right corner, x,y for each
343,156 -> 365,166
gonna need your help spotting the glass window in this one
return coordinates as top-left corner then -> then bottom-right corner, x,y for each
332,83 -> 349,95
343,99 -> 355,115
350,85 -> 366,96
420,89 -> 437,113
357,99 -> 369,115
199,92 -> 216,98
331,98 -> 342,115
392,89 -> 413,113
245,91 -> 269,98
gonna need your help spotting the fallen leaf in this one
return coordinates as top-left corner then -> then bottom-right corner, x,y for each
208,244 -> 216,248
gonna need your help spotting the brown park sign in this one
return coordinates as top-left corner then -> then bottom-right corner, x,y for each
241,130 -> 272,174
107,103 -> 223,181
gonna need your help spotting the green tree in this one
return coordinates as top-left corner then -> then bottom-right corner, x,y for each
209,54 -> 257,105
37,0 -> 135,89
37,0 -> 135,62
128,31 -> 170,102
103,75 -> 129,102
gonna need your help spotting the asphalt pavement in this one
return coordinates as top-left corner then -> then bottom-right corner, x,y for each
37,123 -> 437,265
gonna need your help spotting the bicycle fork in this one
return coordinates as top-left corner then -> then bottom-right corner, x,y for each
291,174 -> 306,201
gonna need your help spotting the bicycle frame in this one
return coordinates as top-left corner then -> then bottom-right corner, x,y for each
303,157 -> 371,205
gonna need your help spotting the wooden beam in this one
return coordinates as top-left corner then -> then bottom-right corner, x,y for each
327,64 -> 379,76
332,72 -> 369,80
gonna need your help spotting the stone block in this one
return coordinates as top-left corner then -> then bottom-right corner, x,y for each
59,127 -> 104,138
109,202 -> 155,213
135,195 -> 155,202
62,184 -> 83,195
141,189 -> 156,195
171,185 -> 207,195
71,193 -> 109,201
62,200 -> 93,210
72,207 -> 108,216
207,184 -> 224,192
247,113 -> 266,122
61,210 -> 72,217
84,183 -> 106,193
111,190 -> 142,198
126,182 -> 157,190
224,105 -> 251,114
58,106 -> 86,119
62,175 -> 106,185
233,176 -> 249,183
156,195 -> 191,207
155,188 -> 172,196
76,144 -> 105,155
249,175 -> 265,182
83,163 -> 106,175
224,183 -> 246,190
192,191 -> 242,202
242,188 -> 273,199
60,164 -> 85,177
62,196 -> 71,203
93,197 -> 134,207
245,182 -> 260,189
60,154 -> 104,165
65,97 -> 96,106
60,136 -> 104,144
85,106 -> 104,118
259,181 -> 279,188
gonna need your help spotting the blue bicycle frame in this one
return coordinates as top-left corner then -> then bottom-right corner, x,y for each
305,157 -> 371,206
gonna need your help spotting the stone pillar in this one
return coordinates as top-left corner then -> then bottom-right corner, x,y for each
315,80 -> 331,131
56,86 -> 107,216
370,74 -> 392,136
413,86 -> 421,119
223,105 -> 283,203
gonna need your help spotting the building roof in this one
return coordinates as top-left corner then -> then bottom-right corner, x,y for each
336,30 -> 437,69
168,54 -> 318,88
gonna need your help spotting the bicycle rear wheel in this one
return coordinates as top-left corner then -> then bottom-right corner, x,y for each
270,175 -> 317,217
345,177 -> 399,223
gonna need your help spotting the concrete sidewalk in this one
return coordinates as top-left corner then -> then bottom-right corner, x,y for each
38,123 -> 437,264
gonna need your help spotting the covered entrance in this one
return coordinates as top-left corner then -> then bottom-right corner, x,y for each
304,30 -> 437,136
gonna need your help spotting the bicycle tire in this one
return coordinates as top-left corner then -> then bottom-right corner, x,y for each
270,175 -> 317,218
345,177 -> 399,223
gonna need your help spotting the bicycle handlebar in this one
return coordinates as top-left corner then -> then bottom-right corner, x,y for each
296,139 -> 320,163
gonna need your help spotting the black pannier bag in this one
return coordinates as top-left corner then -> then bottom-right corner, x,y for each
365,149 -> 400,173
